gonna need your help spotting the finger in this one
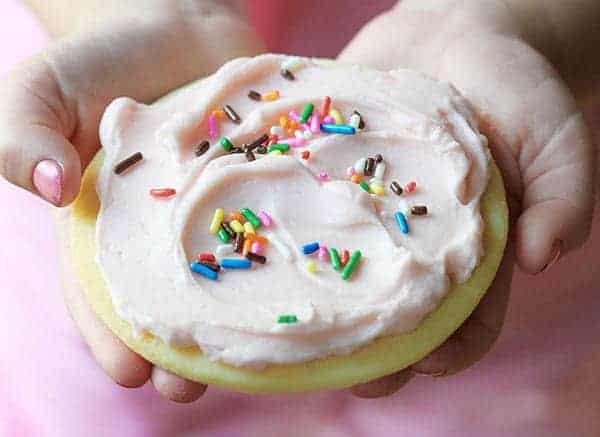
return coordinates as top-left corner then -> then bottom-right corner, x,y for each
350,369 -> 414,399
151,367 -> 207,403
0,58 -> 82,206
410,241 -> 515,376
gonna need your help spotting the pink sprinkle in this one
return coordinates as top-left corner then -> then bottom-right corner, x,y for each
310,113 -> 321,133
281,137 -> 306,147
323,115 -> 335,124
346,166 -> 355,177
288,110 -> 300,121
301,123 -> 311,131
208,115 -> 218,139
251,242 -> 264,255
258,211 -> 273,227
318,246 -> 329,261
405,181 -> 417,193
318,171 -> 329,181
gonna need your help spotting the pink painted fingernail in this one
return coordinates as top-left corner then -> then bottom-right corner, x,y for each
33,159 -> 63,206
540,240 -> 562,273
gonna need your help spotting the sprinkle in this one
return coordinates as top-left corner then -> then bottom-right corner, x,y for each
281,56 -> 302,71
241,208 -> 262,229
268,143 -> 290,153
340,249 -> 350,267
364,157 -> 375,176
280,68 -> 295,81
229,220 -> 244,233
262,90 -> 280,101
209,208 -> 225,234
374,161 -> 386,179
329,108 -> 344,125
197,253 -> 216,263
302,242 -> 320,255
350,174 -> 362,184
300,103 -> 314,124
352,110 -> 365,129
375,153 -> 383,163
395,211 -> 409,234
218,228 -> 231,243
215,244 -> 234,258
200,261 -> 221,272
212,109 -> 226,119
149,188 -> 176,198
246,252 -> 266,264
323,115 -> 335,124
114,152 -> 143,175
301,150 -> 310,160
305,260 -> 318,273
317,246 -> 329,261
280,115 -> 291,129
194,141 -> 210,157
405,181 -> 417,193
346,166 -> 355,177
267,233 -> 293,261
230,146 -> 244,154
251,242 -> 264,254
310,113 -> 321,133
242,237 -> 252,255
247,133 -> 269,150
320,96 -> 331,118
359,181 -> 371,193
256,145 -> 268,154
321,124 -> 355,135
269,150 -> 282,156
318,171 -> 329,182
190,262 -> 218,280
267,134 -> 279,146
234,232 -> 245,253
341,250 -> 362,281
243,221 -> 256,236
288,110 -> 300,122
277,314 -> 298,324
221,258 -> 252,269
270,126 -> 285,137
329,248 -> 342,271
411,205 -> 428,216
245,150 -> 256,161
390,181 -> 403,196
223,104 -> 241,124
248,90 -> 262,101
246,235 -> 269,246
208,115 -> 218,139
349,113 -> 361,129
370,184 -> 385,196
221,221 -> 236,239
354,158 -> 367,174
228,211 -> 245,223
220,137 -> 234,151
257,211 -> 273,227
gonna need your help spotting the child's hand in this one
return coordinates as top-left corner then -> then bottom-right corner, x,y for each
341,0 -> 597,397
0,0 -> 262,402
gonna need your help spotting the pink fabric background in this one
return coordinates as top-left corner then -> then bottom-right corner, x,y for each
1,1 -> 599,436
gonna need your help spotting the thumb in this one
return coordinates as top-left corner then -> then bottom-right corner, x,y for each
0,57 -> 81,206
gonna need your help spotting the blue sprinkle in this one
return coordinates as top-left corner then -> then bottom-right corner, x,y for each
395,211 -> 409,234
302,242 -> 320,255
190,262 -> 218,280
320,124 -> 356,135
221,258 -> 252,269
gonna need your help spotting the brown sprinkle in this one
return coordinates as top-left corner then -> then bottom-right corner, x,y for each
248,90 -> 262,101
194,140 -> 210,157
390,181 -> 403,196
374,153 -> 383,163
255,145 -> 267,154
280,68 -> 295,81
245,150 -> 256,162
223,104 -> 241,124
411,206 -> 428,216
230,146 -> 244,154
246,252 -> 266,264
114,152 -> 143,175
200,261 -> 221,272
247,133 -> 269,150
234,232 -> 245,253
221,222 -> 235,239
364,157 -> 375,176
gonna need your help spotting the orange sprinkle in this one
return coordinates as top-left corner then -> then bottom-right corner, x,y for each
246,235 -> 269,246
350,174 -> 362,184
228,211 -> 246,223
242,238 -> 252,256
212,109 -> 226,119
279,115 -> 290,129
261,90 -> 280,101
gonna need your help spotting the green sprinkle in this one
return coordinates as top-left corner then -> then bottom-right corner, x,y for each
241,208 -> 262,229
300,102 -> 314,123
341,250 -> 362,281
359,181 -> 371,193
219,137 -> 234,151
278,314 -> 298,324
267,143 -> 290,153
329,248 -> 342,271
217,228 -> 231,243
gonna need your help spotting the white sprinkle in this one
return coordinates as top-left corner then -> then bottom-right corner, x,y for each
266,233 -> 294,262
354,157 -> 367,174
281,56 -> 302,72
302,130 -> 312,139
374,162 -> 386,179
270,126 -> 285,136
349,113 -> 361,129
215,244 -> 234,259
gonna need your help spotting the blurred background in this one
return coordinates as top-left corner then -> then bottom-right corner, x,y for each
1,1 -> 599,436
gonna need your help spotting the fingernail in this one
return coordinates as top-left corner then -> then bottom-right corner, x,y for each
33,159 -> 63,206
411,368 -> 447,377
540,240 -> 562,273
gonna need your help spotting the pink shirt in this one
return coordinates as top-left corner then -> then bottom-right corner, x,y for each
1,1 -> 598,436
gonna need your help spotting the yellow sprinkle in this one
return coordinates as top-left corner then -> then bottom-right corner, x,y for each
261,90 -> 280,101
230,220 -> 244,233
243,221 -> 255,236
329,108 -> 344,124
212,109 -> 226,119
305,260 -> 317,273
269,150 -> 282,156
370,184 -> 385,196
209,208 -> 224,234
